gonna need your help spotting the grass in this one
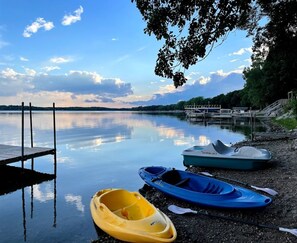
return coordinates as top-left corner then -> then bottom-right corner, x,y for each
273,118 -> 297,130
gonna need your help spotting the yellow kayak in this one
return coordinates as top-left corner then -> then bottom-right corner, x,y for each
90,188 -> 177,242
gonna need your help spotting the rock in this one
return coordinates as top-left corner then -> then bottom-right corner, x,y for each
290,139 -> 297,151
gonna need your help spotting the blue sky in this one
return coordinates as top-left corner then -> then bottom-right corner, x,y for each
0,0 -> 253,108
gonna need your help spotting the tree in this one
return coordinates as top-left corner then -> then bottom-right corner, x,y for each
243,59 -> 267,108
243,0 -> 297,106
132,0 -> 256,87
133,0 -> 297,102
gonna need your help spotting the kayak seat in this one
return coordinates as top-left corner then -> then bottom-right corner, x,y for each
161,170 -> 190,187
202,182 -> 224,194
119,203 -> 152,220
161,170 -> 182,185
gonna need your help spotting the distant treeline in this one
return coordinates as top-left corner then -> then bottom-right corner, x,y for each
131,89 -> 249,111
0,105 -> 124,111
0,89 -> 248,112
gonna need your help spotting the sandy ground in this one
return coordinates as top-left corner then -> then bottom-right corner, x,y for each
92,134 -> 297,242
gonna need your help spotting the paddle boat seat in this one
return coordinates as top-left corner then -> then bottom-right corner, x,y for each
213,140 -> 235,154
233,146 -> 264,158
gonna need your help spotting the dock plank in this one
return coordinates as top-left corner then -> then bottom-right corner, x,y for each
0,144 -> 55,165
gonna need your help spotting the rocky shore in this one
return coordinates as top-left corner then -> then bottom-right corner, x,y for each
93,129 -> 297,242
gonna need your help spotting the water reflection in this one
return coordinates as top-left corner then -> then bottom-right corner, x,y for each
0,112 -> 258,151
65,194 -> 85,213
0,166 -> 55,195
21,177 -> 56,242
24,179 -> 57,241
31,183 -> 55,202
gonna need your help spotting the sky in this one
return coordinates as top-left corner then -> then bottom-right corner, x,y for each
0,0 -> 253,108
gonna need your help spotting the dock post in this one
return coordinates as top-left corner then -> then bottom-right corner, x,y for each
21,102 -> 24,169
53,103 -> 57,176
29,102 -> 34,170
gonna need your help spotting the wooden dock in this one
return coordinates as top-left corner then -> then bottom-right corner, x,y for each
0,145 -> 56,166
0,102 -> 57,174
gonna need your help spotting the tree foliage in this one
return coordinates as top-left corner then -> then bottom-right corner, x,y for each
243,0 -> 297,106
132,0 -> 256,87
133,0 -> 297,110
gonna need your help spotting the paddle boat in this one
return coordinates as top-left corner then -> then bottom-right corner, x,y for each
182,140 -> 272,170
90,188 -> 177,242
139,166 -> 272,209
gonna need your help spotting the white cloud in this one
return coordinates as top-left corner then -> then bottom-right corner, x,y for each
69,70 -> 103,83
62,6 -> 84,26
25,68 -> 36,76
111,38 -> 118,41
229,47 -> 252,56
20,56 -> 29,62
0,68 -> 33,96
1,68 -> 22,80
42,66 -> 61,72
198,76 -> 211,85
185,71 -> 200,81
131,69 -> 246,106
157,84 -> 178,94
0,68 -> 133,101
50,57 -> 72,64
210,69 -> 243,77
230,59 -> 238,63
23,18 -> 54,38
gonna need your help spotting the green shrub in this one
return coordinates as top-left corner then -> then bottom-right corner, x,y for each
274,118 -> 297,130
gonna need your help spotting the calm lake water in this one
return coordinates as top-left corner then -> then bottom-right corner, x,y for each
0,111 -> 258,242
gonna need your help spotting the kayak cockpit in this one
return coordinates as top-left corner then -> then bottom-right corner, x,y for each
161,169 -> 234,195
144,166 -> 167,175
98,189 -> 154,220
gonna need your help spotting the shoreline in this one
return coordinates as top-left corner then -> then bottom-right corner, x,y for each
144,137 -> 297,243
94,133 -> 297,242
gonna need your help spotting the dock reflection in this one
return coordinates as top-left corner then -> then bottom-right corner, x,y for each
0,165 -> 57,241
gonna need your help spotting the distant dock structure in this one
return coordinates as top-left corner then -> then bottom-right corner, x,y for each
184,98 -> 291,120
185,104 -> 222,118
184,105 -> 255,119
0,102 -> 57,175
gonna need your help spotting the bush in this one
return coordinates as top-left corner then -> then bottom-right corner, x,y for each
274,118 -> 297,130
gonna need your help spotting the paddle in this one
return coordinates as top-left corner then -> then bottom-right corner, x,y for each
168,205 -> 297,237
199,171 -> 278,196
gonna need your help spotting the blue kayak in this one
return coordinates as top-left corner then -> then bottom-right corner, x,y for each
139,166 -> 272,209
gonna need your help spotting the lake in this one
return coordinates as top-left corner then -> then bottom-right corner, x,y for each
0,111 -> 258,242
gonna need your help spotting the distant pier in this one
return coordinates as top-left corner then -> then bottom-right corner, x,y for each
184,104 -> 253,119
184,99 -> 289,120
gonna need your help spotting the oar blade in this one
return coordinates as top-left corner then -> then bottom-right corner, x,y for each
250,186 -> 278,196
279,227 -> 297,237
168,205 -> 197,215
200,172 -> 214,177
